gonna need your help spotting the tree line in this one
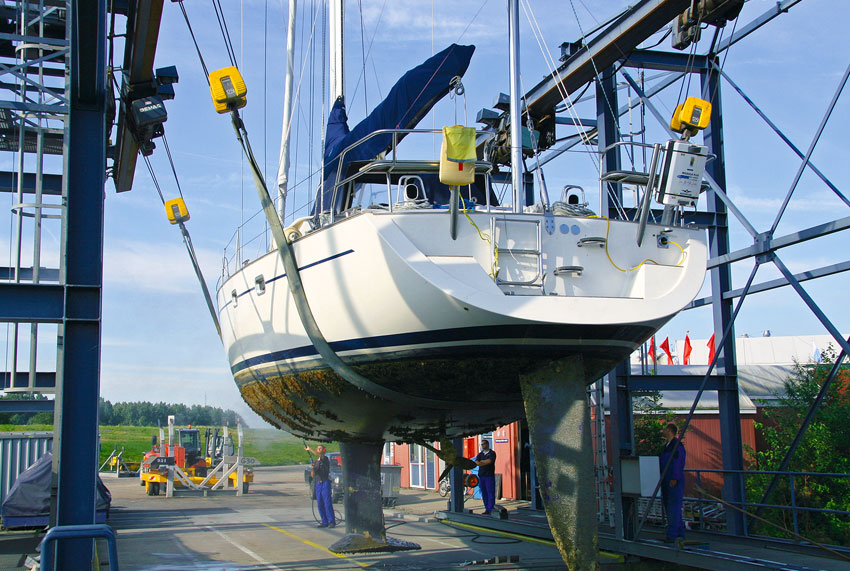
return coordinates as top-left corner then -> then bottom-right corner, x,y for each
0,393 -> 246,427
98,398 -> 246,427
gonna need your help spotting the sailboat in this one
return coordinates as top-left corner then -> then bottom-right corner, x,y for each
214,0 -> 708,566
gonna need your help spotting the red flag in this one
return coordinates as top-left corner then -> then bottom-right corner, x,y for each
660,337 -> 674,364
648,337 -> 656,363
707,333 -> 716,364
683,335 -> 692,365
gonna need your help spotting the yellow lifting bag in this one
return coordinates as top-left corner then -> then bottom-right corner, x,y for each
439,125 -> 476,186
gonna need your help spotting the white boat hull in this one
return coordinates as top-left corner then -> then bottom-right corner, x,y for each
218,209 -> 706,441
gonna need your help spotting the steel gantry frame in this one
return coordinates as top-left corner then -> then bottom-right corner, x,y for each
0,1 -> 164,568
0,0 -> 69,400
583,0 -> 850,553
497,0 -> 848,559
0,0 -> 106,567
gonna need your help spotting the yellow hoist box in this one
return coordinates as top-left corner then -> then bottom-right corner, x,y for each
439,125 -> 476,186
670,96 -> 711,135
165,197 -> 190,224
209,66 -> 247,114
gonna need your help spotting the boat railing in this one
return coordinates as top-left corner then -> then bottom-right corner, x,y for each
326,128 -> 495,224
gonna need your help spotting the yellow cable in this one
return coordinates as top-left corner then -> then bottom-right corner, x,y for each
591,215 -> 685,272
438,520 -> 623,561
459,195 -> 499,279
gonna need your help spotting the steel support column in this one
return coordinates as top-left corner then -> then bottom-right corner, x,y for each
702,61 -> 745,536
597,68 -> 621,217
609,363 -> 635,540
52,0 -> 107,568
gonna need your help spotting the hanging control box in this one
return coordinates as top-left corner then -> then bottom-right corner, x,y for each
164,197 -> 190,224
209,66 -> 247,114
656,139 -> 708,207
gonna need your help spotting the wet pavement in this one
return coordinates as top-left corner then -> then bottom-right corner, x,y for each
104,465 -> 568,570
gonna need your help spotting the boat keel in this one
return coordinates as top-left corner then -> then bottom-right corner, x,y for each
329,441 -> 420,554
520,356 -> 599,571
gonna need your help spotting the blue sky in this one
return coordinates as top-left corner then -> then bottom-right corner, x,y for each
3,0 -> 848,426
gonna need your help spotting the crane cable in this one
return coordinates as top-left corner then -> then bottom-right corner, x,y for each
142,141 -> 221,338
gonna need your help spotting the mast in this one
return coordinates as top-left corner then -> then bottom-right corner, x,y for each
508,0 -> 523,212
276,0 -> 297,221
329,0 -> 344,102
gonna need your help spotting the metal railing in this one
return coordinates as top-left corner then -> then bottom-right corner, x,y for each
326,128 -> 495,223
39,524 -> 119,571
219,128 -> 497,285
684,467 -> 850,540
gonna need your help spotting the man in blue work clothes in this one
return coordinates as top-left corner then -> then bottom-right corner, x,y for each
659,423 -> 686,545
474,439 -> 497,515
306,444 -> 336,528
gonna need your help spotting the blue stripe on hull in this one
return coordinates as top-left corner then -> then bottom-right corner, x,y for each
231,322 -> 655,375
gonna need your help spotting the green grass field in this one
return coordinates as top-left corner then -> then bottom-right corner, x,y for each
0,425 -> 337,467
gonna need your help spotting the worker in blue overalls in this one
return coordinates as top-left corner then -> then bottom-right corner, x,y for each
659,422 -> 686,545
474,439 -> 497,515
306,444 -> 336,528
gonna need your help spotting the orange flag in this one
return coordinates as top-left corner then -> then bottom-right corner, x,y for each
707,333 -> 716,364
683,335 -> 692,365
660,337 -> 674,364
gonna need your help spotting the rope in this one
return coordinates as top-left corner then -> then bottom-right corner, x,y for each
211,0 -> 238,68
175,1 -> 210,81
593,215 -> 684,273
551,200 -> 594,217
161,133 -> 184,200
142,154 -> 167,205
520,0 -> 600,172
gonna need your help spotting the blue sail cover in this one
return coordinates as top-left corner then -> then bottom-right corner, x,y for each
316,43 -> 476,214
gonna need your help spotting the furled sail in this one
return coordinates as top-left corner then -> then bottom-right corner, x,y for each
315,43 -> 476,214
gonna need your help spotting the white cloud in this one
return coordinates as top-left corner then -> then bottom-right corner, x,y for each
103,238 -> 221,295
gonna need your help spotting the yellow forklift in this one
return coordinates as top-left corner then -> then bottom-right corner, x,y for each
140,416 -> 255,496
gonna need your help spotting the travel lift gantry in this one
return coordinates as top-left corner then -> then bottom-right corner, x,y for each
139,415 -> 257,497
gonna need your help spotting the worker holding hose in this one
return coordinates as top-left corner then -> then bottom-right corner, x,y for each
305,444 -> 336,528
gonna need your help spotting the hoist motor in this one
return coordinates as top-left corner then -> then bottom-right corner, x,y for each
656,140 -> 708,208
209,66 -> 247,114
129,95 -> 168,156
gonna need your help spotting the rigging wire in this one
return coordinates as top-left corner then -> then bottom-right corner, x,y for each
161,133 -> 184,200
521,0 -> 600,173
175,1 -> 211,80
673,11 -> 704,111
349,0 -> 388,108
357,0 -> 367,113
704,15 -> 739,105
142,154 -> 167,205
455,0 -> 489,44
211,0 -> 238,68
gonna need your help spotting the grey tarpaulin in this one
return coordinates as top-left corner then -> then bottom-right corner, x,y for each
1,452 -> 111,527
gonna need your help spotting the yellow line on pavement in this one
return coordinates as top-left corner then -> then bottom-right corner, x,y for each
261,523 -> 370,568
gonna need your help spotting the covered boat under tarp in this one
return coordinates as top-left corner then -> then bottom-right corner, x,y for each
316,43 -> 495,213
1,452 -> 111,528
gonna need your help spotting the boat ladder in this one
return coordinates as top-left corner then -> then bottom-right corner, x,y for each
491,216 -> 543,291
